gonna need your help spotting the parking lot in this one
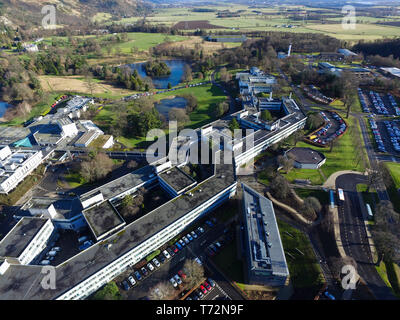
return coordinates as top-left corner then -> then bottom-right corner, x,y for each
307,111 -> 347,146
114,217 -> 239,300
368,116 -> 400,155
359,88 -> 400,116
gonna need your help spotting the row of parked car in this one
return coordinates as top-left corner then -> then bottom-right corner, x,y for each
369,91 -> 390,115
388,93 -> 400,116
310,111 -> 346,146
121,218 -> 216,291
384,120 -> 400,152
186,278 -> 216,300
205,231 -> 233,257
358,88 -> 370,113
39,247 -> 61,265
369,116 -> 387,153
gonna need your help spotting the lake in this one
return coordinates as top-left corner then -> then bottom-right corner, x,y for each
129,60 -> 188,89
155,96 -> 187,120
0,102 -> 11,118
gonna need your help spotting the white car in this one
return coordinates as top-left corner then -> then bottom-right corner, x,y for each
152,258 -> 160,268
147,262 -> 155,272
163,250 -> 171,259
128,276 -> 136,286
194,257 -> 202,265
170,277 -> 178,288
174,274 -> 182,285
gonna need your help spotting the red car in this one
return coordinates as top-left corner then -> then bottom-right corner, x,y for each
171,245 -> 178,253
200,285 -> 207,295
178,270 -> 187,280
203,281 -> 212,292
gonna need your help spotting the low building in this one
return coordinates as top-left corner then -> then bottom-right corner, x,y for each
0,217 -> 54,265
285,147 -> 326,169
158,166 -> 197,197
57,118 -> 78,138
206,35 -> 247,43
74,130 -> 102,148
0,146 -> 43,194
380,67 -> 400,79
338,48 -> 357,57
241,183 -> 289,286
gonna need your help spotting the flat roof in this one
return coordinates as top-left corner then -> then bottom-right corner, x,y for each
83,201 -> 125,239
0,126 -> 31,145
159,167 -> 197,193
381,67 -> 400,78
80,165 -> 155,201
75,131 -> 99,146
21,197 -> 83,220
242,183 -> 289,277
286,147 -> 325,165
0,152 -> 235,299
0,217 -> 49,258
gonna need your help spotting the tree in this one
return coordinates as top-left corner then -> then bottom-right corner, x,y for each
301,196 -> 322,221
84,73 -> 96,95
373,230 -> 400,265
91,282 -> 121,300
261,109 -> 272,121
149,281 -> 174,300
277,155 -> 294,173
229,118 -> 240,132
220,67 -> 232,83
183,259 -> 205,288
169,108 -> 189,129
80,153 -> 113,183
182,64 -> 193,83
214,101 -> 229,118
269,174 -> 290,199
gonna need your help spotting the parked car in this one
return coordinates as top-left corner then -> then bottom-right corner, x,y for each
186,234 -> 193,241
78,236 -> 88,243
178,270 -> 186,280
163,250 -> 171,259
122,280 -> 130,291
168,247 -> 176,256
175,242 -> 182,250
141,267 -> 148,277
169,246 -> 179,254
134,271 -> 142,281
182,237 -> 189,244
200,285 -> 207,295
40,260 -> 50,265
147,263 -> 155,272
179,239 -> 186,247
205,220 -> 214,227
170,277 -> 178,288
174,274 -> 182,285
128,276 -> 136,287
158,254 -> 166,264
194,257 -> 202,265
196,289 -> 204,299
197,227 -> 205,234
152,258 -> 160,268
51,247 -> 61,252
207,278 -> 215,287
203,281 -> 212,292
191,231 -> 198,239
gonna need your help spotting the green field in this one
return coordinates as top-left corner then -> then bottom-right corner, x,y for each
384,162 -> 400,213
284,115 -> 367,185
278,219 -> 325,290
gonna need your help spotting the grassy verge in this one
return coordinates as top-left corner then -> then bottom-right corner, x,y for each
356,183 -> 379,208
384,162 -> 400,213
376,260 -> 400,299
294,188 -> 329,206
277,219 -> 325,294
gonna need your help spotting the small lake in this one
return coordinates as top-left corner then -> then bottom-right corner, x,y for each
128,60 -> 188,89
0,102 -> 11,118
155,96 -> 187,120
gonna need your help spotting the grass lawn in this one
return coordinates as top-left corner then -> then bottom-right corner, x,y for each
294,188 -> 330,206
277,219 -> 325,290
384,162 -> 400,213
212,239 -> 245,284
356,183 -> 379,209
64,172 -> 86,188
285,115 -> 367,185
376,260 -> 400,299
154,83 -> 227,129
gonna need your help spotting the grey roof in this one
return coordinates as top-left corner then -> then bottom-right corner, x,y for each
242,183 -> 289,277
158,166 -> 197,193
0,152 -> 236,299
286,147 -> 325,165
21,197 -> 83,220
83,201 -> 125,239
80,165 -> 155,201
0,217 -> 49,258
0,126 -> 31,145
74,131 -> 99,146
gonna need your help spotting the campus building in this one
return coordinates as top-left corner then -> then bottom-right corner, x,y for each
0,217 -> 54,265
285,147 -> 326,169
241,183 -> 289,286
0,146 -> 43,194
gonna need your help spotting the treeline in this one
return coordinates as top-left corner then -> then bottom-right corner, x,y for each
353,38 -> 400,60
144,60 -> 171,77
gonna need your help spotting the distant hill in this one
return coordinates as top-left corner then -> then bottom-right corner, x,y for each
0,0 -> 150,28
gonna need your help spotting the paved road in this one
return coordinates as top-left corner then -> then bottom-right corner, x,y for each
336,173 -> 396,300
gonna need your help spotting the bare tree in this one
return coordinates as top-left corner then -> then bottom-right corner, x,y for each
149,281 -> 174,300
183,259 -> 205,288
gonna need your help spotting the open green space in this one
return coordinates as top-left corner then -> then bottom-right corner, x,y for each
278,219 -> 324,290
294,188 -> 329,206
384,162 -> 400,213
376,260 -> 400,299
284,115 -> 367,185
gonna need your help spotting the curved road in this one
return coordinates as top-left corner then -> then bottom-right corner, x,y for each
336,173 -> 396,300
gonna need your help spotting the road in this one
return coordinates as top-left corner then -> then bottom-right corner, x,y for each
336,173 -> 396,300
